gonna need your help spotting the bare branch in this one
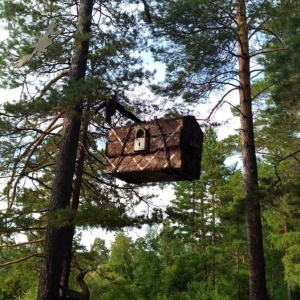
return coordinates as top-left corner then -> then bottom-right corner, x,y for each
35,70 -> 70,100
198,87 -> 240,122
252,84 -> 272,101
250,47 -> 285,58
0,226 -> 46,234
0,238 -> 44,248
272,148 -> 300,187
12,126 -> 62,136
0,253 -> 40,268
8,111 -> 64,208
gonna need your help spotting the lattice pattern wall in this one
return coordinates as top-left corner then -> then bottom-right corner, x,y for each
106,116 -> 203,183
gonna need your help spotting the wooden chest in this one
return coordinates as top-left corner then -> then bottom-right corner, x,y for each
106,116 -> 203,183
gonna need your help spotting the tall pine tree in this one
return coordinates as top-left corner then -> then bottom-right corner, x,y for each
0,0 -> 155,298
149,1 -> 289,297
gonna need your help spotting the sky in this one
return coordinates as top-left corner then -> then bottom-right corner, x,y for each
0,25 -> 22,102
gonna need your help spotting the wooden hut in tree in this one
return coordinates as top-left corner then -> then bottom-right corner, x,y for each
106,116 -> 203,183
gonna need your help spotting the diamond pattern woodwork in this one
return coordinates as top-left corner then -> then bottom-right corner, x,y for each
106,116 -> 203,183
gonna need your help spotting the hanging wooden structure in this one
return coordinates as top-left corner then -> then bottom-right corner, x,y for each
106,116 -> 203,183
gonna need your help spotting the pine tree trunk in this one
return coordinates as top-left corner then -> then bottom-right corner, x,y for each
60,111 -> 89,296
37,1 -> 93,299
236,1 -> 268,299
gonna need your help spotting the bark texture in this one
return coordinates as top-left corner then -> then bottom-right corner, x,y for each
37,1 -> 94,299
236,1 -> 268,299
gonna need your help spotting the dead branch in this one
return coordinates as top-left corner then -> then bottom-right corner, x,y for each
272,148 -> 300,187
198,87 -> 240,122
0,226 -> 46,235
0,253 -> 40,268
35,70 -> 70,100
250,47 -> 285,58
252,85 -> 272,102
0,238 -> 44,248
8,111 -> 64,208
12,126 -> 62,136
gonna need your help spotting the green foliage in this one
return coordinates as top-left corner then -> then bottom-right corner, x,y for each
283,244 -> 300,289
0,243 -> 40,299
84,233 -> 137,300
108,232 -> 134,280
133,229 -> 164,300
15,286 -> 38,300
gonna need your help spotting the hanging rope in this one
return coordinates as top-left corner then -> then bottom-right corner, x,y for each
154,117 -> 172,169
113,124 -> 133,173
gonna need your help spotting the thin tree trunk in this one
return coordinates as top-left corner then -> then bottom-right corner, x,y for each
37,1 -> 93,299
284,225 -> 292,300
236,250 -> 241,300
236,0 -> 268,299
200,196 -> 206,244
211,191 -> 216,286
287,283 -> 292,300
